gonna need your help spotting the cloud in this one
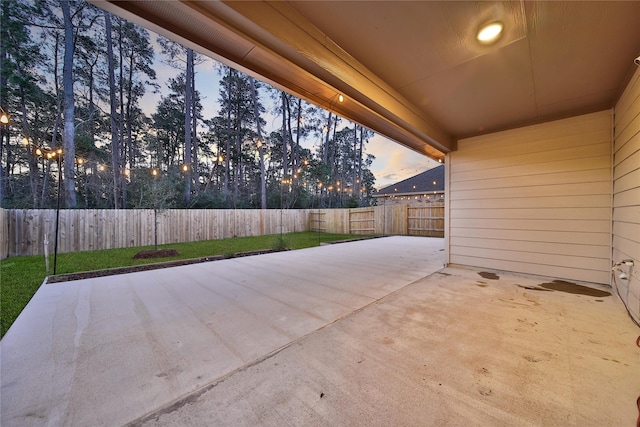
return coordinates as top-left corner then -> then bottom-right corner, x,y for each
366,134 -> 438,188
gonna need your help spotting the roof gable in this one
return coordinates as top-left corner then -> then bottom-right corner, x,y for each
376,165 -> 444,196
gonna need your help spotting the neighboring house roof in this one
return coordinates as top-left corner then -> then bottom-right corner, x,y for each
375,165 -> 444,197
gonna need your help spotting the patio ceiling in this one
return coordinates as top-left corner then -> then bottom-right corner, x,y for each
92,1 -> 640,161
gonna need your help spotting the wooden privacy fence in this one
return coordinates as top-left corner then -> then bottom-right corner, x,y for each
1,208 -> 310,258
311,203 -> 444,237
407,204 -> 445,237
0,203 -> 443,258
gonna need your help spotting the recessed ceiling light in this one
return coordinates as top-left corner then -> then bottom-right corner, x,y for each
477,22 -> 503,44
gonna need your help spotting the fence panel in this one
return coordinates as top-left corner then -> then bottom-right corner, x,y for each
349,209 -> 375,234
309,211 -> 326,232
408,203 -> 445,237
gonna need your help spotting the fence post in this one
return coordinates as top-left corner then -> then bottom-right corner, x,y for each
0,208 -> 8,259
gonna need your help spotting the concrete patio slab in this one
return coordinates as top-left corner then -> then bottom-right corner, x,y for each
1,236 -> 445,426
134,265 -> 640,427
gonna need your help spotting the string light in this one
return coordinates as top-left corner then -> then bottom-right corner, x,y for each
0,107 -> 9,124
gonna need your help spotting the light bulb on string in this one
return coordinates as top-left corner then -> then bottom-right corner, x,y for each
0,107 -> 9,124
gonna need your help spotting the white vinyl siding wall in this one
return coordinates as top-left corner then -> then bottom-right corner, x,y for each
447,111 -> 612,284
613,68 -> 640,323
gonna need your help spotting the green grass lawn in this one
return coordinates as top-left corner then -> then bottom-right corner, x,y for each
0,231 -> 362,338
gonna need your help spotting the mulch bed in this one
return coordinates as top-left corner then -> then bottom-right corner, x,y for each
132,249 -> 180,259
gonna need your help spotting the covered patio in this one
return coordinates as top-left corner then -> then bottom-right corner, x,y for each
1,237 -> 638,426
3,1 -> 639,425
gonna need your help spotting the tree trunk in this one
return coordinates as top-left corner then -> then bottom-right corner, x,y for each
118,20 -> 126,207
87,55 -> 97,208
358,126 -> 364,197
0,125 -> 7,204
88,58 -> 96,146
3,129 -> 11,198
15,60 -> 40,208
191,58 -> 198,195
184,48 -> 193,204
21,93 -> 39,208
353,125 -> 358,194
0,1 -> 7,206
104,11 -> 119,208
323,112 -> 332,165
294,98 -> 301,170
281,92 -> 288,179
330,115 -> 337,183
61,0 -> 76,208
285,96 -> 295,173
234,110 -> 241,203
249,78 -> 266,209
224,67 -> 231,195
43,33 -> 62,207
126,49 -> 135,168
0,126 -> 4,206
